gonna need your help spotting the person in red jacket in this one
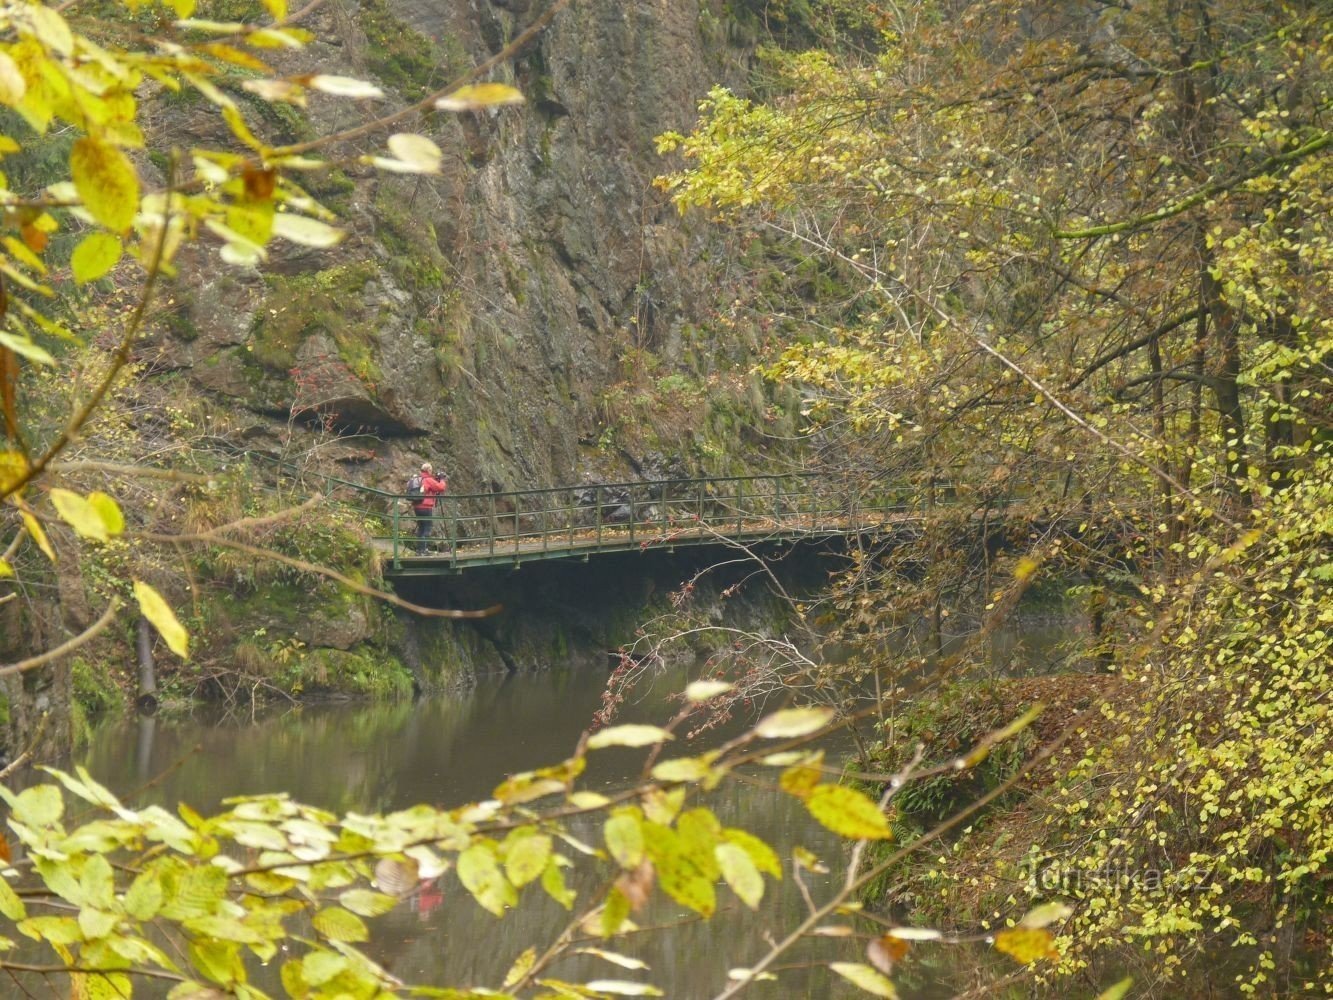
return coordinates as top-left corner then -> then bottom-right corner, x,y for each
412,462 -> 448,553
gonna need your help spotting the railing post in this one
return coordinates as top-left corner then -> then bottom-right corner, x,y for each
448,497 -> 457,565
391,505 -> 400,567
628,485 -> 636,547
488,492 -> 496,559
736,478 -> 743,536
595,485 -> 603,548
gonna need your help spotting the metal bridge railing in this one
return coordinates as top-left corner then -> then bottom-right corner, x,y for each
226,448 -> 1066,572
368,473 -> 936,569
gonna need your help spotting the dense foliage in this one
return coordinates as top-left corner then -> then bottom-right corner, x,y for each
655,0 -> 1331,992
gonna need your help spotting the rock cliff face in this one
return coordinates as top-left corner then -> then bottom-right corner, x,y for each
3,3 -> 797,760
155,0 -> 756,491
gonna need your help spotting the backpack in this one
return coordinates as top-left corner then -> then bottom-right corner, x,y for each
406,473 -> 424,501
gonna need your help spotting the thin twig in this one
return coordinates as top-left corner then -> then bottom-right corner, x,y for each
0,601 -> 120,679
1,156 -> 177,501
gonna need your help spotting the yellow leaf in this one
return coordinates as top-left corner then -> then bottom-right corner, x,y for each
587,724 -> 673,750
307,74 -> 383,99
270,212 -> 342,248
1095,977 -> 1134,1000
502,946 -> 536,990
993,927 -> 1059,964
0,52 -> 26,106
0,558 -> 12,578
755,706 -> 835,739
684,679 -> 734,701
384,132 -> 441,173
70,138 -> 139,231
3,235 -> 46,274
170,0 -> 196,18
28,5 -> 74,56
21,510 -> 54,560
805,784 -> 892,840
49,488 -> 108,541
1018,901 -> 1072,929
133,580 -> 189,659
829,962 -> 899,998
1013,555 -> 1040,581
87,491 -> 124,536
435,82 -> 524,111
70,232 -> 122,283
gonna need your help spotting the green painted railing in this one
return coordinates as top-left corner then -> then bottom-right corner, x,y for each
368,472 -> 942,572
233,449 -> 1044,575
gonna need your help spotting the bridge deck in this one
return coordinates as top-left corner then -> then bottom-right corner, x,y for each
380,512 -> 921,576
241,454 -> 986,579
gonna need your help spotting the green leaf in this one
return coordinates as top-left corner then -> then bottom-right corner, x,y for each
70,138 -> 140,231
79,853 -> 116,910
70,233 -> 122,283
587,724 -> 673,750
541,858 -> 575,910
302,948 -> 348,986
721,828 -> 781,879
12,784 -> 63,827
0,330 -> 55,365
457,843 -> 516,917
338,889 -> 398,917
504,831 -> 552,888
715,842 -> 764,909
805,784 -> 892,840
0,877 -> 27,921
604,811 -> 645,869
312,906 -> 368,943
642,823 -> 715,917
50,488 -> 108,541
754,706 -> 835,739
77,907 -> 118,939
123,870 -> 165,920
830,962 -> 899,998
600,885 -> 631,938
188,937 -> 241,987
133,580 -> 189,659
650,757 -> 713,783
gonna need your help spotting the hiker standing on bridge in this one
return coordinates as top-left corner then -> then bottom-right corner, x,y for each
410,463 -> 447,554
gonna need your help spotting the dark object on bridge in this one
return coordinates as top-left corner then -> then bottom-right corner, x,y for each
603,503 -> 632,524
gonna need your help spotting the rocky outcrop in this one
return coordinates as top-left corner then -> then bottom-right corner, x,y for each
151,0 -> 758,492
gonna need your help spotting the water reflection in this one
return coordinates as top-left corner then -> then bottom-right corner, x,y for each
79,663 -> 1003,998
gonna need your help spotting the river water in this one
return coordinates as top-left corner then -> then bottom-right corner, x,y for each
75,647 -> 1067,998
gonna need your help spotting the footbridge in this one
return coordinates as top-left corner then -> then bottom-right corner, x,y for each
277,465 -> 960,579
